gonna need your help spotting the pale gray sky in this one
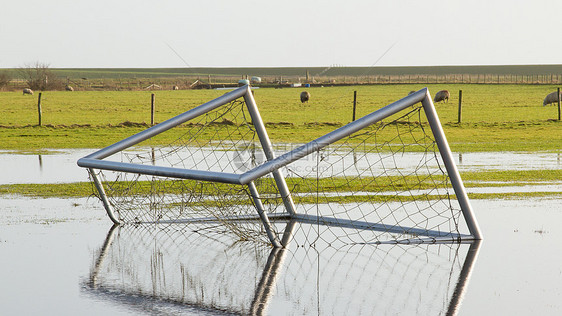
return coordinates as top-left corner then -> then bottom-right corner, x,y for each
1,0 -> 560,68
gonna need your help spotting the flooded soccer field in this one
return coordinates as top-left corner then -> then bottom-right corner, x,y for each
1,150 -> 561,315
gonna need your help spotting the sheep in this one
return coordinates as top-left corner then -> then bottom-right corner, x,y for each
172,85 -> 179,90
543,91 -> 561,106
434,90 -> 450,103
65,85 -> 74,91
23,88 -> 33,95
300,91 -> 310,103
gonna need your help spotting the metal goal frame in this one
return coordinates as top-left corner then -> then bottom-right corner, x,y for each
78,85 -> 482,247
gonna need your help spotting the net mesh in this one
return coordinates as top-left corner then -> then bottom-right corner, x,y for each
93,99 -> 284,244
281,106 -> 463,244
91,97 -> 465,245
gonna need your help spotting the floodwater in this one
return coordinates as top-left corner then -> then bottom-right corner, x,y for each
1,150 -> 562,315
0,148 -> 561,184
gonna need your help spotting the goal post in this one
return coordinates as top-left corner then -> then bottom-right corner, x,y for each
421,95 -> 482,240
78,85 -> 482,247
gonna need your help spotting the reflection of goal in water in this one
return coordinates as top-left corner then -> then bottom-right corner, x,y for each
84,223 -> 481,315
78,85 -> 482,246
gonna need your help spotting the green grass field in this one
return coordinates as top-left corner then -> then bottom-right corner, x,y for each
0,84 -> 561,151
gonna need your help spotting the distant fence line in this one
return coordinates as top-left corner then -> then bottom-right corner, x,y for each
5,73 -> 562,91
326,73 -> 562,85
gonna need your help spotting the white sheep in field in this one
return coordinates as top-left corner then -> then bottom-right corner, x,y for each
23,88 -> 33,95
543,91 -> 561,106
300,91 -> 310,103
65,85 -> 74,91
434,90 -> 450,103
172,85 -> 179,90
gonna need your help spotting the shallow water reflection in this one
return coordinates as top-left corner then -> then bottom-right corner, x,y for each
84,223 -> 480,315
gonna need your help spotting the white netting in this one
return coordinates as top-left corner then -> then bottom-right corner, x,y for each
91,96 -> 465,245
279,105 -> 464,245
92,99 -> 285,244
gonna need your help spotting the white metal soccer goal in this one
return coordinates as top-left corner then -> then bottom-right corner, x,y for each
78,85 -> 482,247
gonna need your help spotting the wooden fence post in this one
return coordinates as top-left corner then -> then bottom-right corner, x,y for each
37,92 -> 42,126
151,93 -> 155,126
557,88 -> 560,121
457,90 -> 463,123
352,91 -> 357,121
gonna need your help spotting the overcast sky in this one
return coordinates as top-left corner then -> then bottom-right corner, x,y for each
1,0 -> 560,68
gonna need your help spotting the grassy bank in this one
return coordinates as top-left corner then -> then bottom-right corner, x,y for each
0,84 -> 561,152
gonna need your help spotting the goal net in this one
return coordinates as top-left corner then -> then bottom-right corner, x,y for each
88,97 -> 287,243
79,86 -> 481,246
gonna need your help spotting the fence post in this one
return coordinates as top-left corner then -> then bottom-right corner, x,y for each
352,91 -> 357,121
557,88 -> 560,121
558,87 -> 561,121
151,93 -> 155,126
37,92 -> 42,126
457,90 -> 463,123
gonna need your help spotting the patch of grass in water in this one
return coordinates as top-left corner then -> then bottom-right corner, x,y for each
1,168 -> 560,200
0,182 -> 95,198
461,169 -> 562,182
468,191 -> 562,200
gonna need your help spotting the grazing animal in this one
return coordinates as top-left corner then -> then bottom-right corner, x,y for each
543,91 -> 561,106
65,85 -> 74,91
172,85 -> 179,90
300,91 -> 310,103
23,88 -> 33,95
434,90 -> 450,103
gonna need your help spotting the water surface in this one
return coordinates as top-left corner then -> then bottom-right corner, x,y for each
1,149 -> 561,315
0,149 -> 560,184
1,197 -> 561,315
